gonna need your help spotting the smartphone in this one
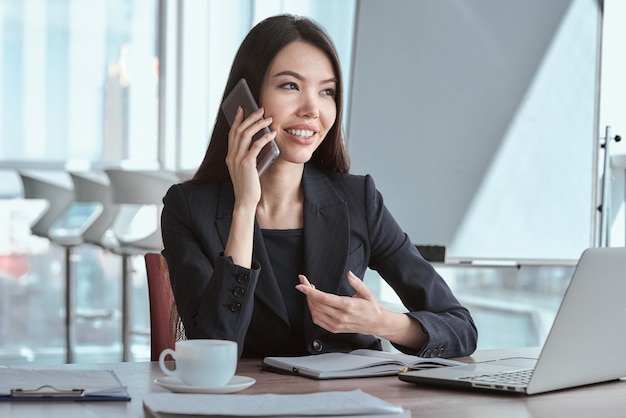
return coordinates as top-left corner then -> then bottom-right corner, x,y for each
221,78 -> 280,175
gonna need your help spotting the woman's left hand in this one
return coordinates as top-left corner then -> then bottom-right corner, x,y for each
295,271 -> 384,335
296,271 -> 428,350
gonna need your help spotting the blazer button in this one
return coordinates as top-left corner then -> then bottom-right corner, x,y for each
233,287 -> 245,297
431,348 -> 439,357
311,340 -> 323,352
237,273 -> 248,284
424,349 -> 432,357
229,302 -> 241,312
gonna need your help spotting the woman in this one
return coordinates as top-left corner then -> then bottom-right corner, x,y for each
161,14 -> 477,358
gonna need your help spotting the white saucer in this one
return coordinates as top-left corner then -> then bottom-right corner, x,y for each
154,375 -> 256,394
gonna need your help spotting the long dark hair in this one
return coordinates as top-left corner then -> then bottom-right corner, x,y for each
189,14 -> 349,184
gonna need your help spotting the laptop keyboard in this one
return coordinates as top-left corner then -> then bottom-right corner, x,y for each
462,369 -> 534,386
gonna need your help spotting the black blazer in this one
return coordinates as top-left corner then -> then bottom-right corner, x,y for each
161,165 -> 477,358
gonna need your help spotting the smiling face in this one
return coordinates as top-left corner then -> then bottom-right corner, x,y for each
259,41 -> 338,166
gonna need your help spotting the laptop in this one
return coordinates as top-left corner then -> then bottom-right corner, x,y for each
399,246 -> 626,395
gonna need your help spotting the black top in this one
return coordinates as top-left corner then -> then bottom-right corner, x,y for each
261,228 -> 305,354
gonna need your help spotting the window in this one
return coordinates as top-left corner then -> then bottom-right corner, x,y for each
0,0 -> 159,166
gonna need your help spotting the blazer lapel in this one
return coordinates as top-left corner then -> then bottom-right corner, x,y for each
215,181 -> 289,324
302,166 -> 350,294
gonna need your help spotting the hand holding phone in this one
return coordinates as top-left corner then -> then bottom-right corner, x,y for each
221,78 -> 280,176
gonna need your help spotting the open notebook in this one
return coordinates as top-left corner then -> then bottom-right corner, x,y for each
399,247 -> 626,395
263,349 -> 465,379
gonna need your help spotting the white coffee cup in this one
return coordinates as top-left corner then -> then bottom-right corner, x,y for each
158,339 -> 238,387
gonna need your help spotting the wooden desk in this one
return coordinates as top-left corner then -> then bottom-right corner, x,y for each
3,349 -> 626,417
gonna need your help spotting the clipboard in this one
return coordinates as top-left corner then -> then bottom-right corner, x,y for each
0,368 -> 131,402
11,385 -> 85,398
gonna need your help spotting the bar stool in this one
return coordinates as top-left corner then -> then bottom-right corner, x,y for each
19,170 -> 83,363
67,170 -> 121,334
104,169 -> 178,361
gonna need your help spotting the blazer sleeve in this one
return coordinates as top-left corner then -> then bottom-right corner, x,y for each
160,183 -> 259,357
362,175 -> 478,357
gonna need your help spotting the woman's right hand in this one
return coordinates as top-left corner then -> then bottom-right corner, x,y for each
225,106 -> 277,208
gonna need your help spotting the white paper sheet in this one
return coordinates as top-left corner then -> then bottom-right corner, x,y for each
143,389 -> 409,417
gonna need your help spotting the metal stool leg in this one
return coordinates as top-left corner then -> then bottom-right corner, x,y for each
121,254 -> 133,361
64,246 -> 76,363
